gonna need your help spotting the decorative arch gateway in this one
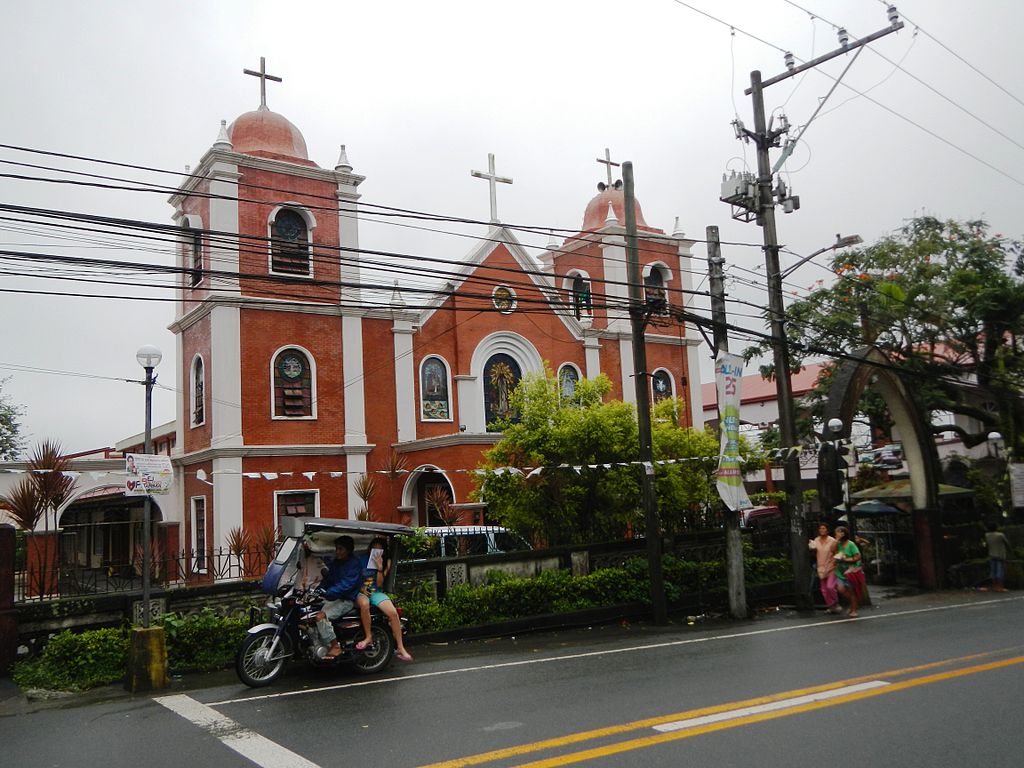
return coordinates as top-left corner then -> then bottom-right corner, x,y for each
818,346 -> 945,588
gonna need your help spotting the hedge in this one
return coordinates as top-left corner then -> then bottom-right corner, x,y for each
401,553 -> 790,633
12,608 -> 249,692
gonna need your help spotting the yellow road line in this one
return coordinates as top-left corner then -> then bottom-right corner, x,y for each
510,656 -> 1024,768
418,648 -> 1019,768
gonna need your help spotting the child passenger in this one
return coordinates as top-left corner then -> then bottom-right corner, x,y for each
356,536 -> 413,662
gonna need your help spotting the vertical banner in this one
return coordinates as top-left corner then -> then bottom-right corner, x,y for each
715,353 -> 752,512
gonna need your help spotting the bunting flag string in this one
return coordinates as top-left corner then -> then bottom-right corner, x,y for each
0,438 -> 853,484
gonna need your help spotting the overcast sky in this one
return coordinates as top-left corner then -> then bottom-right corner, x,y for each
1,0 -> 1022,455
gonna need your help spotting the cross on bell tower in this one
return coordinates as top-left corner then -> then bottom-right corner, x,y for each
243,56 -> 283,109
596,147 -> 620,187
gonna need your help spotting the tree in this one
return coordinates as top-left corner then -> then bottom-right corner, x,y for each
0,378 -> 25,460
744,217 -> 1024,454
476,370 -> 758,545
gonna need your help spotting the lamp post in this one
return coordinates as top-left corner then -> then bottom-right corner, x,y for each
136,344 -> 162,628
780,234 -> 863,281
828,418 -> 852,526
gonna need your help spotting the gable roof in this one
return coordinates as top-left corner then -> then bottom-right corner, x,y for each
702,362 -> 825,412
415,224 -> 584,338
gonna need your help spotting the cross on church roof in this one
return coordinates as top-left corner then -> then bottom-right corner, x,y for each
596,147 -> 620,187
470,153 -> 513,224
243,56 -> 282,109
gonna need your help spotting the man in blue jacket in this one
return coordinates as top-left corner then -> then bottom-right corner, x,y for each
316,535 -> 362,658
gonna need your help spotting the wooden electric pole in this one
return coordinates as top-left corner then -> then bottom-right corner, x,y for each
623,161 -> 667,625
707,225 -> 747,619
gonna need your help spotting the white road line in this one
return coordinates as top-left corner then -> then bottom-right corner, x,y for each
206,595 -> 1022,707
652,680 -> 890,732
156,694 -> 320,768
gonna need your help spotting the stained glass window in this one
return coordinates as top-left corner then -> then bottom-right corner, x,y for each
483,353 -> 521,430
421,356 -> 450,420
559,364 -> 580,402
273,348 -> 313,417
651,370 -> 673,402
271,208 -> 310,275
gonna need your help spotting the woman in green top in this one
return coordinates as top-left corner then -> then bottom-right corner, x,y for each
834,526 -> 866,618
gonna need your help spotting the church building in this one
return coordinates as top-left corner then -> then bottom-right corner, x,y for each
169,63 -> 704,552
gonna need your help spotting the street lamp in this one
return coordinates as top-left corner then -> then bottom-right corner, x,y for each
781,233 -> 863,280
767,234 -> 860,610
987,431 -> 1003,460
136,344 -> 162,628
828,418 -> 852,525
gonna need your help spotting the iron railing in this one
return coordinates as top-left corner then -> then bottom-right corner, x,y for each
14,547 -> 274,603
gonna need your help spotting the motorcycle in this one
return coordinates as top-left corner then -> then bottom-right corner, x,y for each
236,585 -> 403,687
235,517 -> 415,688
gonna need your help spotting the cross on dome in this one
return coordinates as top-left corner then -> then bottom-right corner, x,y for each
243,56 -> 283,109
596,147 -> 620,187
470,153 -> 513,224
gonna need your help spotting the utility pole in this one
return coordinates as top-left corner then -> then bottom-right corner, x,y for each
707,226 -> 747,619
749,69 -> 812,609
722,13 -> 904,610
623,161 -> 667,625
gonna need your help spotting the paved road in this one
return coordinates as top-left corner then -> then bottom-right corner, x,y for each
3,590 -> 1022,767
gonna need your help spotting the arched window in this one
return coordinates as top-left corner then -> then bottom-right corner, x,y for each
270,208 -> 311,275
420,356 -> 451,421
644,266 -> 668,315
483,353 -> 522,430
191,356 -> 205,426
570,274 -> 592,318
183,219 -> 203,287
273,348 -> 314,418
558,364 -> 580,402
651,369 -> 673,403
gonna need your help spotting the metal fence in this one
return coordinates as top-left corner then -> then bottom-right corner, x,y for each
14,547 -> 273,603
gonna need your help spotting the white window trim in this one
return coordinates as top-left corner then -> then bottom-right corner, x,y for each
190,354 -> 206,428
561,270 -> 594,318
419,354 -> 454,423
191,495 -> 208,574
650,367 -> 676,401
267,203 -> 317,280
180,213 -> 204,288
270,345 -> 318,420
491,284 -> 518,314
557,362 -> 583,396
642,261 -> 674,282
273,488 -> 321,531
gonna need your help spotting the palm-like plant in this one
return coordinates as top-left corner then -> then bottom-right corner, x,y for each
353,474 -> 378,521
424,485 -> 457,526
0,477 -> 42,530
378,450 -> 408,520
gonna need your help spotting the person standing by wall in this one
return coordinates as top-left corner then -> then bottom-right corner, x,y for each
981,521 -> 1013,592
834,525 -> 866,618
809,523 -> 840,614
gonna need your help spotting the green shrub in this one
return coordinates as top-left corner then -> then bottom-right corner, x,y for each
401,553 -> 791,634
13,627 -> 129,691
160,608 -> 249,673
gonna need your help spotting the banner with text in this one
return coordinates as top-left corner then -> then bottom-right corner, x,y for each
125,453 -> 174,496
715,353 -> 752,512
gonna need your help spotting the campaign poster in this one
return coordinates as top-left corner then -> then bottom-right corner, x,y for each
715,353 -> 753,512
125,453 -> 174,496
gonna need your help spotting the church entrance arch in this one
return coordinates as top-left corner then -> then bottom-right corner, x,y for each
400,466 -> 456,527
58,488 -> 164,574
819,346 -> 944,587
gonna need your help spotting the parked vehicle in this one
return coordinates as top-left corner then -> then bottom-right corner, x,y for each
236,517 -> 414,688
418,525 -> 532,559
739,505 -> 783,530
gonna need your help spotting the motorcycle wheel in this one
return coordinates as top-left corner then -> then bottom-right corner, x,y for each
236,628 -> 292,688
351,623 -> 394,675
